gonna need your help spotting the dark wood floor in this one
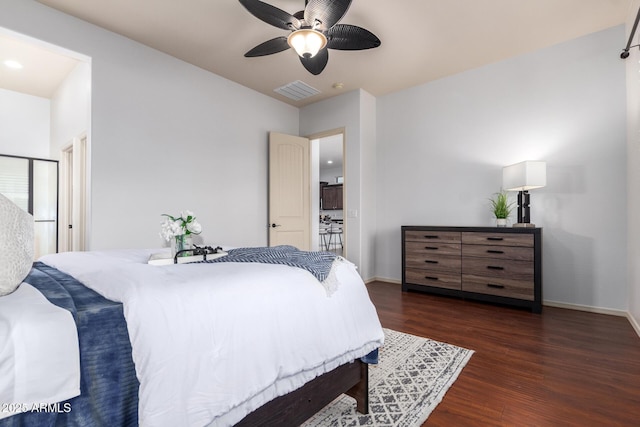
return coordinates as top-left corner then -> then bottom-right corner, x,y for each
365,281 -> 640,426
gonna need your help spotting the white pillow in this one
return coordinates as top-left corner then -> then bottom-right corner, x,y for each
0,193 -> 34,296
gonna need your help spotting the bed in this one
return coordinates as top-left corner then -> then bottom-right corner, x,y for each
0,246 -> 384,427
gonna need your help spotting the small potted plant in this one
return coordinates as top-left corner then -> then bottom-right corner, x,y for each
489,190 -> 514,227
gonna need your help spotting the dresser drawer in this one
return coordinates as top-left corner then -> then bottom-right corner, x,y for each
405,230 -> 461,244
405,253 -> 461,273
462,244 -> 533,262
461,232 -> 533,247
402,226 -> 541,313
406,269 -> 461,290
462,275 -> 534,300
406,241 -> 461,257
462,257 -> 533,281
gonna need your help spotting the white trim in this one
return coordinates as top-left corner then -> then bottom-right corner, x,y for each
628,312 -> 640,338
365,277 -> 401,285
59,135 -> 89,252
542,300 -> 627,317
59,143 -> 72,253
73,134 -> 87,251
365,281 -> 638,337
308,129 -> 346,258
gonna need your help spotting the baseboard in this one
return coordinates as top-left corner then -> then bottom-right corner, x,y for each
363,282 -> 640,337
544,302 -> 640,338
365,281 -> 640,337
543,300 -> 627,317
364,277 -> 401,285
628,312 -> 640,338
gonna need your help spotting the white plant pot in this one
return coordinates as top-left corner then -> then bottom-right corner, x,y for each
496,218 -> 507,227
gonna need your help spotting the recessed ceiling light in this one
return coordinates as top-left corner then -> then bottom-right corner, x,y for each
327,160 -> 333,164
3,60 -> 23,69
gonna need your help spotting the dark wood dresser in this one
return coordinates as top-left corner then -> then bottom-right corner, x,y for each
401,226 -> 542,313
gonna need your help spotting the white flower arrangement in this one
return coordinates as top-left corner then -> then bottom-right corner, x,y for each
160,210 -> 202,242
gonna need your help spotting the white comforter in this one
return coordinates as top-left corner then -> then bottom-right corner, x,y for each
40,249 -> 384,427
0,283 -> 80,420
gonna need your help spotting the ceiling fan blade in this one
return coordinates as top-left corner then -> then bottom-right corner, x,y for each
299,48 -> 329,75
304,0 -> 352,31
326,24 -> 381,50
245,37 -> 290,57
239,0 -> 301,30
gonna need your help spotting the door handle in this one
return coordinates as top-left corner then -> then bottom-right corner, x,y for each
270,223 -> 282,228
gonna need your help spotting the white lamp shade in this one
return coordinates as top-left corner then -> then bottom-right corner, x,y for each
287,29 -> 327,58
502,161 -> 546,191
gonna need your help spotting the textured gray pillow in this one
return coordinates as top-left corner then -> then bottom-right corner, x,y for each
0,193 -> 34,296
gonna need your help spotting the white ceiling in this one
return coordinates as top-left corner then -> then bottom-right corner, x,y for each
1,1 -> 634,105
0,33 -> 79,98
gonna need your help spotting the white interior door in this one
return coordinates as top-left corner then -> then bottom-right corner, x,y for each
268,132 -> 311,250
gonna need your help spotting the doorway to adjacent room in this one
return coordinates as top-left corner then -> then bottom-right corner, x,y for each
312,131 -> 344,256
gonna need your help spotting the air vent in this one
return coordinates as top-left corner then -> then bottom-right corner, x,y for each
274,80 -> 320,101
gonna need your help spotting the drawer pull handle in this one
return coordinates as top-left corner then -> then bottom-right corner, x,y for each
487,250 -> 504,254
487,283 -> 505,289
424,235 -> 439,239
487,237 -> 504,241
424,260 -> 439,264
425,276 -> 439,281
487,265 -> 504,270
424,246 -> 439,250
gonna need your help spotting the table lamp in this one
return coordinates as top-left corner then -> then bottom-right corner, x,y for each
502,161 -> 546,227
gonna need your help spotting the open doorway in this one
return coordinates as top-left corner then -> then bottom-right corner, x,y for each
311,132 -> 345,256
0,27 -> 91,252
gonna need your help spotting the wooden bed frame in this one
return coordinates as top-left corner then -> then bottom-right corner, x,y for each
236,359 -> 369,426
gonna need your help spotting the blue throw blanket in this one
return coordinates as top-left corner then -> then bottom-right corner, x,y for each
0,262 -> 139,427
201,245 -> 338,282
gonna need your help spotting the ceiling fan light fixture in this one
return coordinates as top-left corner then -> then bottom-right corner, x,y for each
240,0 -> 380,74
287,28 -> 327,58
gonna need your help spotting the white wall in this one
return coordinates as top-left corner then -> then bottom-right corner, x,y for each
0,88 -> 50,158
375,26 -> 628,311
50,60 -> 91,251
360,91 -> 377,283
301,89 -> 378,279
50,61 -> 91,158
1,0 -> 299,250
625,1 -> 640,333
2,0 -> 632,314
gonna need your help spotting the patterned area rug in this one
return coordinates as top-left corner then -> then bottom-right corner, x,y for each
303,329 -> 474,427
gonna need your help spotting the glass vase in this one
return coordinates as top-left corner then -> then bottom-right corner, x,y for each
172,234 -> 192,258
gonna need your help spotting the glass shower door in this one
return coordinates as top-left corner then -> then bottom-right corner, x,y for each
0,155 -> 58,258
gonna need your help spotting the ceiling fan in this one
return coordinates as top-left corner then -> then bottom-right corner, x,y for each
239,0 -> 381,75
